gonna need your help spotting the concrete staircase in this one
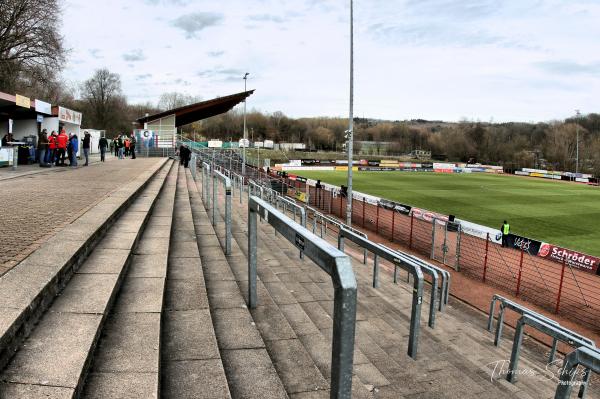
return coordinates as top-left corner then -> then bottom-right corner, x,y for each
0,160 -> 597,399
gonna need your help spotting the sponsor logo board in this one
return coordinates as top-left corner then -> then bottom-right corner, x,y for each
538,243 -> 600,275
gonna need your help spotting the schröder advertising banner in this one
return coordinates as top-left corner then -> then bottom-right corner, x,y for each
537,243 -> 600,275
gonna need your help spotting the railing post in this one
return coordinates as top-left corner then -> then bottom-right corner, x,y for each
225,180 -> 232,255
555,256 -> 567,314
391,210 -> 396,242
373,254 -> 379,288
248,202 -> 257,308
516,248 -> 524,296
409,212 -> 414,248
212,171 -> 217,226
482,233 -> 490,282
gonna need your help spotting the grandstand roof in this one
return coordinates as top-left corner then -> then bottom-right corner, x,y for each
136,90 -> 255,127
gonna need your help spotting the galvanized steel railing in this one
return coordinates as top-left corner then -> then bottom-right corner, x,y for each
248,195 -> 357,399
212,169 -> 232,255
554,347 -> 600,399
337,227 -> 424,359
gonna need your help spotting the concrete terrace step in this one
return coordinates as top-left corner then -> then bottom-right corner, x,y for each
0,157 -> 167,371
205,178 -> 570,399
186,170 -> 289,399
192,173 -> 377,399
0,159 -> 172,398
160,165 -> 230,399
80,160 -> 178,398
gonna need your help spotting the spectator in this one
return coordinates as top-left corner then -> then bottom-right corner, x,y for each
124,137 -> 130,157
38,129 -> 49,167
99,135 -> 108,162
179,144 -> 185,165
47,131 -> 57,164
180,145 -> 191,168
55,129 -> 68,166
82,131 -> 91,166
1,133 -> 13,147
69,133 -> 79,167
129,133 -> 136,159
117,134 -> 124,159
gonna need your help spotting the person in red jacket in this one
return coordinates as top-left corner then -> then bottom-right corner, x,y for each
47,131 -> 57,164
55,129 -> 69,166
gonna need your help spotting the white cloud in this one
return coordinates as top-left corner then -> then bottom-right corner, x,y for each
61,0 -> 600,122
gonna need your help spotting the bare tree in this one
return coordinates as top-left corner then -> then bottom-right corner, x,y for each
0,0 -> 66,94
80,69 -> 126,132
158,92 -> 201,111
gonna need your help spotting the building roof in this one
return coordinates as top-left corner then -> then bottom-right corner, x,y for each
136,90 -> 255,127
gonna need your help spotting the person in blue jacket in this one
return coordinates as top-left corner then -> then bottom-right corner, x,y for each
69,133 -> 79,167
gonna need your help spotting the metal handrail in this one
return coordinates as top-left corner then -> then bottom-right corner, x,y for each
487,294 -> 595,363
380,243 -> 450,314
248,196 -> 357,398
212,170 -> 232,255
306,205 -> 369,265
507,314 -> 597,398
555,347 -> 600,399
337,227 -> 424,359
202,162 -> 211,208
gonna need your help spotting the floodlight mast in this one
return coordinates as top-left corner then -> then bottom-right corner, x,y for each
345,0 -> 354,226
575,109 -> 580,175
242,72 -> 249,175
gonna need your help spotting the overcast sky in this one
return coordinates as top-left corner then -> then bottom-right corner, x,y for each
62,0 -> 600,122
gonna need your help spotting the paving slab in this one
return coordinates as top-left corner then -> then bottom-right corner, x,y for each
76,248 -> 130,274
170,241 -> 201,258
165,278 -> 208,310
166,257 -> 203,280
250,305 -> 297,341
135,237 -> 170,254
162,359 -> 232,399
83,372 -> 158,399
205,279 -> 246,309
0,382 -> 75,398
93,312 -> 160,373
127,254 -> 168,278
265,338 -> 329,394
221,348 -> 288,399
50,273 -> 120,314
113,277 -> 164,313
212,307 -> 265,350
1,312 -> 102,388
162,309 -> 220,361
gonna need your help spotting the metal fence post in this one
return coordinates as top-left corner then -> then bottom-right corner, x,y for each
409,212 -> 413,248
375,203 -> 379,234
454,225 -> 462,272
362,197 -> 366,228
391,210 -> 396,242
430,218 -> 437,259
515,248 -> 524,296
482,233 -> 490,282
555,256 -> 567,314
507,317 -> 526,383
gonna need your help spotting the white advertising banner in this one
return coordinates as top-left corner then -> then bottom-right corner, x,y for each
58,106 -> 82,125
34,99 -> 52,114
456,218 -> 502,243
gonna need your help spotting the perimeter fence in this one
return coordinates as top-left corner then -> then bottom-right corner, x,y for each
283,176 -> 600,333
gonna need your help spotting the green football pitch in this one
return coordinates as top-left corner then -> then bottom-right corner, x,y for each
288,170 -> 600,256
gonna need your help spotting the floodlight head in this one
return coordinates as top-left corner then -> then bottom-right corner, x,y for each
244,73 -> 250,79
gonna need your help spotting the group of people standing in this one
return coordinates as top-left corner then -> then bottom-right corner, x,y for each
37,129 -> 93,167
110,134 -> 136,160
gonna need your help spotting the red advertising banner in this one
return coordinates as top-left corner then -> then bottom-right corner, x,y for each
538,243 -> 600,275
